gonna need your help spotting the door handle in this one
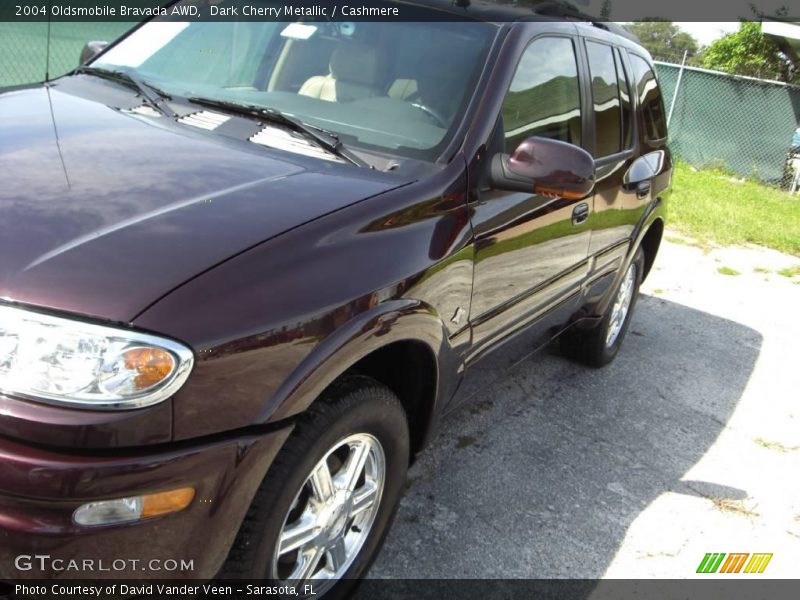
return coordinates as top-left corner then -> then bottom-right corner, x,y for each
636,181 -> 651,199
572,202 -> 589,226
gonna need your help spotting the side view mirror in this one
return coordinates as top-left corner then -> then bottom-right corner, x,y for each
490,136 -> 595,200
80,41 -> 109,65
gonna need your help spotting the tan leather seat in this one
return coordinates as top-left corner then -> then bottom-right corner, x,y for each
388,78 -> 418,101
299,42 -> 387,102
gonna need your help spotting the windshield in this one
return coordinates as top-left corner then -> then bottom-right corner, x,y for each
93,2 -> 496,160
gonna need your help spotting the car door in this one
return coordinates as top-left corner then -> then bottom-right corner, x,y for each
582,40 -> 668,299
467,34 -> 593,358
582,40 -> 640,274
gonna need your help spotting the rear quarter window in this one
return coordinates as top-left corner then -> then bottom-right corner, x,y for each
629,54 -> 667,141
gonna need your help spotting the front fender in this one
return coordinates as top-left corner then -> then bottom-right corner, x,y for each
261,299 -> 455,424
134,157 -> 472,442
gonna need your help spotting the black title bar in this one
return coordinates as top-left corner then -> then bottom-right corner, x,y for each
2,0 -> 798,22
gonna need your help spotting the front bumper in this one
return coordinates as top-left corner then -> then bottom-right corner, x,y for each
0,424 -> 293,579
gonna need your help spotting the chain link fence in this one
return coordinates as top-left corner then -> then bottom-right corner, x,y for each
654,57 -> 800,187
0,22 -> 134,89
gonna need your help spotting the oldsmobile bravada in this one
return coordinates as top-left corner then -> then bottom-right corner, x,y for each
0,1 -> 670,594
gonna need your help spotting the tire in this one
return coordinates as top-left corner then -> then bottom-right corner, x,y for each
560,246 -> 645,367
221,375 -> 409,599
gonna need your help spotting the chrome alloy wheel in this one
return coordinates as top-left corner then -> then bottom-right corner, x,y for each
605,262 -> 637,348
272,433 -> 386,592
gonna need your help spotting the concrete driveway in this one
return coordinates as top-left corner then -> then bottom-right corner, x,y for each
371,236 -> 800,579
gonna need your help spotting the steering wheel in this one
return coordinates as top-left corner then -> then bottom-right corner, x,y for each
411,102 -> 448,129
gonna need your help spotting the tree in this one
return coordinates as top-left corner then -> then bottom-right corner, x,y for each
702,21 -> 796,82
626,20 -> 699,61
599,0 -> 612,20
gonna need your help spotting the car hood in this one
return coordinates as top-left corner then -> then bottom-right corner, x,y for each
0,80 -> 409,322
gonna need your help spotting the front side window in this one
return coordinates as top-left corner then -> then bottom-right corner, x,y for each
501,37 -> 582,153
586,40 -> 622,157
629,54 -> 668,141
92,1 -> 496,160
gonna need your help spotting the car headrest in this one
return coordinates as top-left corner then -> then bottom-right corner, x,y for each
330,42 -> 387,87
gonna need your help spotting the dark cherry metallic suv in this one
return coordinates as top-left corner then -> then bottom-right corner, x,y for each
0,0 -> 670,593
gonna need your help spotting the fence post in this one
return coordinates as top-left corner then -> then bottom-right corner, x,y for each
45,0 -> 52,81
667,50 -> 688,128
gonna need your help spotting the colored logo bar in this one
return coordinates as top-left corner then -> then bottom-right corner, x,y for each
696,553 -> 773,574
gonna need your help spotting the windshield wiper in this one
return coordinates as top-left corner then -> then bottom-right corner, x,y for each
186,96 -> 364,166
73,66 -> 177,118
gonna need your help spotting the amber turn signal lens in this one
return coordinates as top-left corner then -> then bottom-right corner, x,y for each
141,487 -> 196,519
73,487 -> 196,526
123,347 -> 175,390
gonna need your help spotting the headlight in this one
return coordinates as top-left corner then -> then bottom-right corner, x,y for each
0,305 -> 193,410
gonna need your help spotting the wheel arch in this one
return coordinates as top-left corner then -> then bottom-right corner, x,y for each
639,217 -> 664,282
345,339 -> 438,458
260,299 -> 455,458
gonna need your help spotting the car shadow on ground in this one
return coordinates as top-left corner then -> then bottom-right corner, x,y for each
367,293 -> 763,581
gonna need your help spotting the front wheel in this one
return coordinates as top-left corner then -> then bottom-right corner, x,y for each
560,246 -> 645,367
221,376 -> 409,599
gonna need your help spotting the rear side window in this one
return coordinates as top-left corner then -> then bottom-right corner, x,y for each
501,37 -> 582,153
614,48 -> 633,149
629,54 -> 667,141
586,41 -> 622,156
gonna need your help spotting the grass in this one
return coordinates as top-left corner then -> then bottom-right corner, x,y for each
717,266 -> 741,276
664,234 -> 695,246
777,265 -> 800,278
669,162 -> 800,257
709,497 -> 760,519
755,437 -> 799,453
